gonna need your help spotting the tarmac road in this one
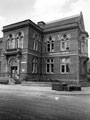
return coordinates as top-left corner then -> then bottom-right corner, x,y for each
0,85 -> 90,120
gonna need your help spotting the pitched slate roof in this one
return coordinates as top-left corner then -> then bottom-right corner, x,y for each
43,14 -> 80,29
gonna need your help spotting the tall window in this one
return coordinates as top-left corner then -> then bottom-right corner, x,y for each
7,32 -> 24,50
0,61 -> 1,73
0,49 -> 2,56
60,58 -> 70,74
46,59 -> 54,74
47,36 -> 54,52
32,58 -> 37,73
7,34 -> 15,49
33,33 -> 38,51
81,36 -> 88,53
16,32 -> 24,48
61,34 -> 70,51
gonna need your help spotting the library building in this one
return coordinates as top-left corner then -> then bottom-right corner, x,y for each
0,12 -> 89,84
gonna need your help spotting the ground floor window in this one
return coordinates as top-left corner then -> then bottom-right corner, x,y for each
32,58 -> 37,73
60,58 -> 70,74
46,59 -> 54,74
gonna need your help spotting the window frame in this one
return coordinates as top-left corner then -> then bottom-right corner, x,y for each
46,59 -> 54,74
32,58 -> 38,73
16,32 -> 24,49
46,37 -> 55,52
60,35 -> 70,51
60,58 -> 70,74
61,40 -> 66,51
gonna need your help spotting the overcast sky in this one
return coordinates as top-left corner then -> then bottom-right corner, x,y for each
0,0 -> 90,56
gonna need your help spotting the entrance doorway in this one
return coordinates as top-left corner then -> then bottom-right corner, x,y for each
11,66 -> 17,79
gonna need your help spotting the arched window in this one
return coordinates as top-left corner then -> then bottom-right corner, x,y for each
32,58 -> 37,73
7,34 -> 15,49
33,33 -> 38,51
16,31 -> 24,49
60,34 -> 70,51
46,36 -> 55,52
46,59 -> 54,73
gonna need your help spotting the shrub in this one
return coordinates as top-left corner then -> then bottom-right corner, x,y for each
22,76 -> 30,81
0,79 -> 9,84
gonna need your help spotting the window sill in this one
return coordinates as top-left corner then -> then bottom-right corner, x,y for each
46,72 -> 54,74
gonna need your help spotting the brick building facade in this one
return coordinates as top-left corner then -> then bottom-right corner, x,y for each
0,12 -> 89,84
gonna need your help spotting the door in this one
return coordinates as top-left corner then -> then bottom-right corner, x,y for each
11,66 -> 17,78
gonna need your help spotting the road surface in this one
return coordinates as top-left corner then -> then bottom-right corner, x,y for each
0,85 -> 90,120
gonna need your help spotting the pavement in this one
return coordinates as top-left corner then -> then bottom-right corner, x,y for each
0,85 -> 90,120
0,84 -> 90,96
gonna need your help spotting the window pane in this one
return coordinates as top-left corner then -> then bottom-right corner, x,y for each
7,41 -> 9,49
66,64 -> 70,73
35,63 -> 37,73
47,43 -> 50,52
17,38 -> 20,48
66,40 -> 70,50
35,41 -> 38,51
9,41 -> 12,49
12,39 -> 15,49
32,63 -> 35,73
46,64 -> 49,73
81,43 -> 84,53
61,65 -> 65,73
61,41 -> 65,51
33,41 -> 35,50
51,59 -> 53,63
47,59 -> 49,63
20,38 -> 23,48
51,42 -> 54,51
51,64 -> 54,73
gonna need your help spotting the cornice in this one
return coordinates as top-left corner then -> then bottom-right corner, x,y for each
43,26 -> 78,35
2,20 -> 42,33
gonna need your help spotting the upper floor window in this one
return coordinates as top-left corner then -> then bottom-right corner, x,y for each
46,59 -> 54,74
47,36 -> 54,52
0,49 -> 2,56
16,31 -> 24,49
32,58 -> 37,73
0,61 -> 1,73
7,31 -> 24,50
60,34 -> 70,51
7,34 -> 15,49
60,58 -> 70,74
33,33 -> 38,51
81,36 -> 88,53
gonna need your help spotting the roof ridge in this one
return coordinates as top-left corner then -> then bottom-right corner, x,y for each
46,14 -> 80,25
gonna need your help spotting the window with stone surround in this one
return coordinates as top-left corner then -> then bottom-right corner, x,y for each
81,36 -> 88,53
60,34 -> 70,51
16,31 -> 24,49
7,34 -> 15,49
0,49 -> 2,57
46,36 -> 54,52
60,58 -> 70,74
33,33 -> 39,51
7,32 -> 24,50
46,59 -> 54,74
0,61 -> 1,73
32,58 -> 37,73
